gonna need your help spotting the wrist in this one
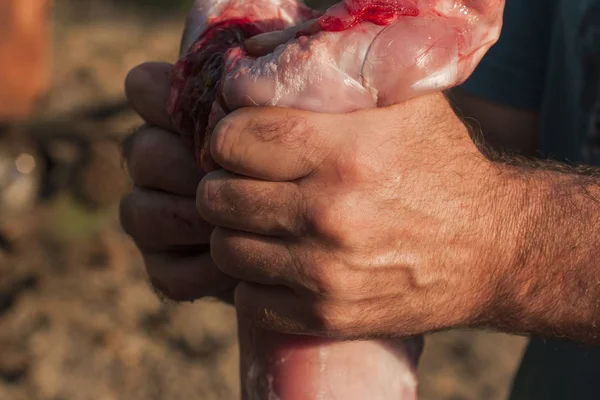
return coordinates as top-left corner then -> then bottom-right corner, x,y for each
473,162 -> 600,337
418,153 -> 533,331
463,160 -> 545,331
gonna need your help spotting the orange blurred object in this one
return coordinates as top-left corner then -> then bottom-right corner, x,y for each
0,0 -> 52,121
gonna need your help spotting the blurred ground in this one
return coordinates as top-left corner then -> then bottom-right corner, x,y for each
0,1 -> 528,399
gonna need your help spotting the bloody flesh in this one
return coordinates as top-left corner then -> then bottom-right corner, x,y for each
168,19 -> 262,169
168,0 -> 505,398
169,0 -> 422,170
318,1 -> 419,31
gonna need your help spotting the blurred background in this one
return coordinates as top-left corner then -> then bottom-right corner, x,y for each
0,1 -> 527,399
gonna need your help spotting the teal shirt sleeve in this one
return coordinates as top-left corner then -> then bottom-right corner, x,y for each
460,0 -> 558,111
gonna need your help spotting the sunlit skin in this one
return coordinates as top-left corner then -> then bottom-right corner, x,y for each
160,0 -> 506,399
123,4 -> 600,400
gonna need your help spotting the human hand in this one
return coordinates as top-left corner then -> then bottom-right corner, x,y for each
121,0 -> 311,303
197,94 -> 522,338
121,62 -> 236,302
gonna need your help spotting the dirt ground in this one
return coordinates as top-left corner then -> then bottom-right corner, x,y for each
0,2 -> 528,399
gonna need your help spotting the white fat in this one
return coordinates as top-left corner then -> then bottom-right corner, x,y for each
271,0 -> 295,25
313,348 -> 329,400
267,375 -> 281,400
206,0 -> 234,15
411,60 -> 458,91
245,361 -> 261,400
264,40 -> 326,107
319,347 -> 328,374
434,0 -> 477,22
274,349 -> 292,367
433,0 -> 457,15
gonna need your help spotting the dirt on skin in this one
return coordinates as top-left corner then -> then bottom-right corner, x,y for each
0,1 -> 527,399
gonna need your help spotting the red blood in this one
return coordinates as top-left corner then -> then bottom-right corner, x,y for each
168,1 -> 317,170
319,1 -> 420,32
168,19 -> 263,168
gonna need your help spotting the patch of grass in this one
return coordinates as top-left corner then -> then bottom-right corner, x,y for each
45,194 -> 117,243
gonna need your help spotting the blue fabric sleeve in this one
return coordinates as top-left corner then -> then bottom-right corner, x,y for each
460,0 -> 558,111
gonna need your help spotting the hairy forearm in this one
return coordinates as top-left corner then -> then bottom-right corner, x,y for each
483,159 -> 600,345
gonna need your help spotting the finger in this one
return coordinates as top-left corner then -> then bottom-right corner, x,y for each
235,282 -> 346,337
125,62 -> 176,131
120,187 -> 212,251
197,170 -> 303,237
123,125 -> 200,196
211,227 -> 310,291
244,19 -> 320,57
211,107 -> 341,181
145,251 -> 237,302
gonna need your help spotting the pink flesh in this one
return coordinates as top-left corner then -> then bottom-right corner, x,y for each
168,1 -> 505,399
318,0 -> 420,31
238,318 -> 423,399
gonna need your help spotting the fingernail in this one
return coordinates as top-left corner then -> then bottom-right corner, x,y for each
121,125 -> 143,162
137,62 -> 172,86
125,66 -> 152,100
126,62 -> 171,96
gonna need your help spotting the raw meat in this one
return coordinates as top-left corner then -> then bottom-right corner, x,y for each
168,1 -> 505,399
169,0 -> 318,170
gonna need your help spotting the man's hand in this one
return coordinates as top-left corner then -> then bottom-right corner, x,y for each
197,94 -> 525,339
121,62 -> 236,302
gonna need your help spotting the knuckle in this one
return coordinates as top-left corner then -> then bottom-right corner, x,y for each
119,193 -> 135,236
305,257 -> 342,297
124,188 -> 210,251
212,109 -> 310,160
316,270 -> 341,298
309,259 -> 359,299
119,191 -> 146,241
196,177 -> 217,216
126,127 -> 163,181
209,228 -> 235,274
197,173 -> 236,222
120,189 -> 161,247
128,194 -> 153,245
199,174 -> 288,225
121,125 -> 139,163
217,179 -> 247,213
224,180 -> 277,217
146,255 -> 222,303
306,196 -> 356,247
249,113 -> 307,147
331,147 -> 372,184
312,300 -> 357,335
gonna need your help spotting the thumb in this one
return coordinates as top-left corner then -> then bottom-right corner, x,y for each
209,107 -> 343,181
244,19 -> 321,57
